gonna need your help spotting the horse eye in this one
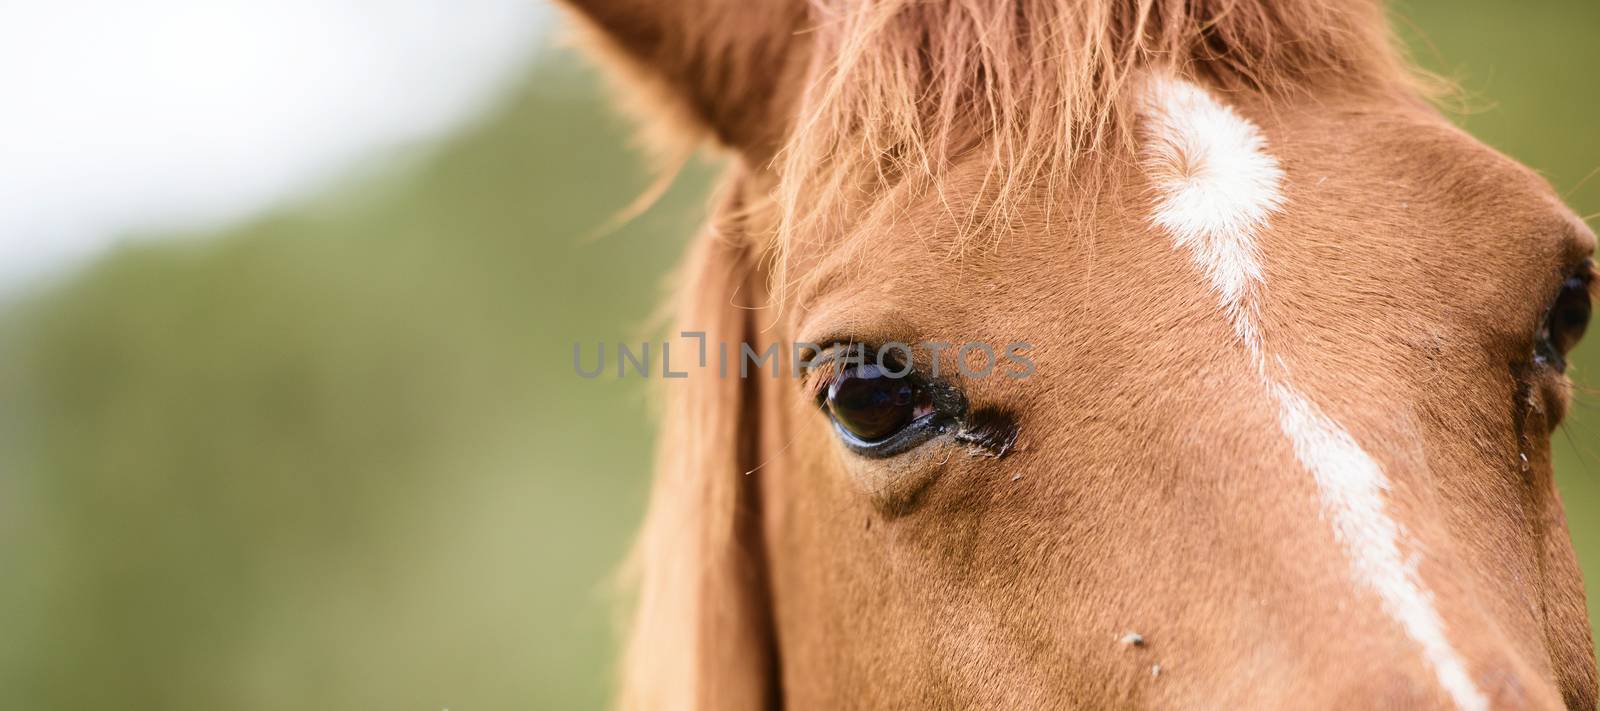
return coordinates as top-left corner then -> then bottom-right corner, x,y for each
817,361 -> 952,457
1537,260 -> 1593,372
825,364 -> 929,441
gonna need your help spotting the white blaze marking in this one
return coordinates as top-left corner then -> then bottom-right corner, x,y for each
1139,74 -> 1488,711
1140,77 -> 1281,357
1272,385 -> 1487,710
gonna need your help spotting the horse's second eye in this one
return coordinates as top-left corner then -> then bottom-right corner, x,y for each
1537,260 -> 1593,372
826,364 -> 927,442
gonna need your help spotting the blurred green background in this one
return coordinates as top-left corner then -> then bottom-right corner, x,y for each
1,3 -> 1597,708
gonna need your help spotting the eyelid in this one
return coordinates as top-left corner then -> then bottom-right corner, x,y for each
803,341 -> 914,403
1532,257 -> 1594,328
1548,258 -> 1595,315
803,357 -> 844,404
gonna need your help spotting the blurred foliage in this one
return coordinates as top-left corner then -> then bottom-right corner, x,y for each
1,2 -> 1597,708
0,54 -> 715,709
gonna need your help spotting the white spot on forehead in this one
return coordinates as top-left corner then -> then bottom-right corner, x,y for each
1140,77 -> 1283,356
1139,73 -> 1488,711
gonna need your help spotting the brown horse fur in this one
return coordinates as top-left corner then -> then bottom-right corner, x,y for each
557,0 -> 1600,708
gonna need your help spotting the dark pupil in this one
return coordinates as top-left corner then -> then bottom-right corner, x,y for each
827,364 -> 916,442
1551,271 -> 1593,354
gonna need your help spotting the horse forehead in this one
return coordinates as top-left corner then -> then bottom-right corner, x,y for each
1131,74 -> 1494,711
790,76 -> 1574,334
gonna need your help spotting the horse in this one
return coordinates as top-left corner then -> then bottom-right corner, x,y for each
557,0 -> 1598,707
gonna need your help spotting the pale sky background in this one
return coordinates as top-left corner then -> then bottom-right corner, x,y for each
0,0 -> 551,294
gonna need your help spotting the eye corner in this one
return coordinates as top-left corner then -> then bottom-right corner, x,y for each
952,405 -> 1022,458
